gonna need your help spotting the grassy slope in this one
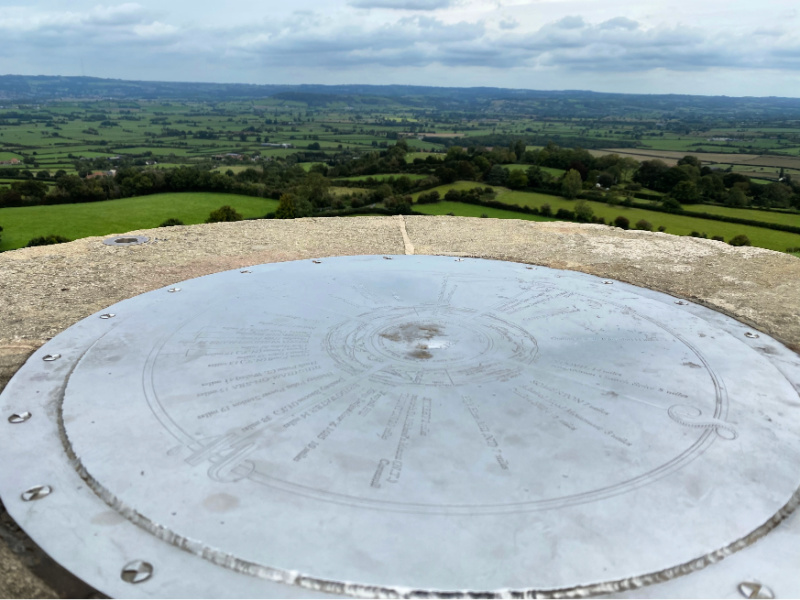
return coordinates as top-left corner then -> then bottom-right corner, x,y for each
412,182 -> 800,252
0,192 -> 277,251
681,203 -> 800,227
414,202 -> 556,222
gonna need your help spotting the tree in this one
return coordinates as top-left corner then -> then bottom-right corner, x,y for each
526,165 -> 550,188
205,205 -> 243,223
669,180 -> 700,204
614,216 -> 630,230
726,187 -> 748,208
729,235 -> 751,247
618,157 -> 640,182
561,169 -> 582,199
159,218 -> 184,227
596,172 -> 615,188
275,193 -> 312,219
507,169 -> 528,190
384,195 -> 412,214
634,219 -> 653,231
0,224 -> 3,244
298,172 -> 331,208
574,200 -> 594,222
486,165 -> 508,186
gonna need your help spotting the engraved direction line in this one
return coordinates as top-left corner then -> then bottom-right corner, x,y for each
274,353 -> 411,428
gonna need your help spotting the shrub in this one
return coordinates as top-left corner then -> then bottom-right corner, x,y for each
417,190 -> 441,204
159,218 -> 184,227
539,203 -> 552,217
26,234 -> 70,247
729,234 -> 751,246
711,235 -> 725,242
614,216 -> 630,230
690,231 -> 708,239
657,225 -> 666,232
206,205 -> 243,223
634,219 -> 653,231
480,213 -> 489,218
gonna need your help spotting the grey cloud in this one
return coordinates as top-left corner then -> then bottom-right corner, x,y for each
2,6 -> 799,81
553,16 -> 585,30
349,0 -> 453,10
499,18 -> 519,30
599,17 -> 638,30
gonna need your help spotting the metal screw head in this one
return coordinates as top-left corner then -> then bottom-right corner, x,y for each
240,270 -> 252,274
8,412 -> 32,424
42,354 -> 61,362
675,300 -> 688,306
21,485 -> 52,502
121,560 -> 154,584
168,287 -> 181,293
312,260 -> 322,264
383,256 -> 393,260
603,281 -> 614,285
745,332 -> 760,339
99,313 -> 116,320
738,582 -> 774,599
454,258 -> 465,262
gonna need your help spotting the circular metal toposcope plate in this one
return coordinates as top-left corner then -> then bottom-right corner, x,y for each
102,235 -> 149,247
1,255 -> 800,599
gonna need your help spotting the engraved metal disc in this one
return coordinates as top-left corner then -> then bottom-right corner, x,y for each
2,255 -> 800,598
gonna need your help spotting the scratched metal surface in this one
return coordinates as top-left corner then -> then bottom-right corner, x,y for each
1,255 -> 799,598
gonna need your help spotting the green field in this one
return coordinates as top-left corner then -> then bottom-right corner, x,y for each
0,193 -> 277,251
681,203 -> 800,227
339,173 -> 428,182
413,182 -> 800,252
414,202 -> 556,222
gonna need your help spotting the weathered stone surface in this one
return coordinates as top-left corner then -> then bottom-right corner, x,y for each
0,216 -> 798,598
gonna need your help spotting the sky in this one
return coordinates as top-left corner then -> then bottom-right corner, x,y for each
1,1 -> 799,97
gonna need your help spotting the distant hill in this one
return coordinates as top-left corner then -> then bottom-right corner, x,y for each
2,75 -> 800,119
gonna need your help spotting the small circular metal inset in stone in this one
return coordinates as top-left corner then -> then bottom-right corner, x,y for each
168,288 -> 181,293
383,256 -> 393,260
42,354 -> 61,362
745,332 -> 760,339
240,270 -> 252,274
312,260 -> 322,264
455,258 -> 465,262
603,281 -> 614,285
121,560 -> 154,584
738,582 -> 774,599
99,313 -> 116,320
675,301 -> 688,306
8,412 -> 32,424
21,485 -> 52,502
102,235 -> 149,247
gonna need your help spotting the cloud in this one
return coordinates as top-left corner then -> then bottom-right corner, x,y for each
84,3 -> 150,26
599,17 -> 639,31
553,16 -> 585,30
349,0 -> 453,10
499,18 -> 519,30
1,4 -> 799,89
